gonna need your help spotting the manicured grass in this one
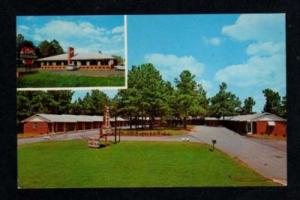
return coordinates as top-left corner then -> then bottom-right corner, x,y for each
17,72 -> 125,87
18,140 -> 278,188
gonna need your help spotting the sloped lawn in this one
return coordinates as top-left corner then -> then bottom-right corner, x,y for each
17,140 -> 278,188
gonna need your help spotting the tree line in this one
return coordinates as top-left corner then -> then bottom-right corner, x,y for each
17,63 -> 287,131
16,34 -> 64,66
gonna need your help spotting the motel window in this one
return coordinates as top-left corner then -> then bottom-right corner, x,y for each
32,123 -> 38,129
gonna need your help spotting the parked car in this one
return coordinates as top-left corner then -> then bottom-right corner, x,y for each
66,64 -> 79,71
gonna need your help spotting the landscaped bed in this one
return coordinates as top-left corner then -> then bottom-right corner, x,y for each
17,71 -> 125,87
119,126 -> 194,136
17,140 -> 278,188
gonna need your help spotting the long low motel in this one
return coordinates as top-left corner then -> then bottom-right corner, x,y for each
36,47 -> 121,70
204,112 -> 286,137
22,114 -> 129,135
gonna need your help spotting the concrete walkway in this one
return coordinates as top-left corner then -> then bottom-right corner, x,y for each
18,126 -> 287,184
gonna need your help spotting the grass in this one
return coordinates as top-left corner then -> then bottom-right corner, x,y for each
17,140 -> 278,188
17,133 -> 44,139
17,71 -> 125,87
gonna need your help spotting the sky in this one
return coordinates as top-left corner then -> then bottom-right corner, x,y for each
17,14 -> 286,112
16,15 -> 125,56
126,14 -> 286,112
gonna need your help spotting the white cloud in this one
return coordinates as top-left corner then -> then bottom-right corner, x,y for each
202,36 -> 221,46
246,42 -> 284,56
144,53 -> 204,82
222,14 -> 285,42
17,25 -> 30,35
112,26 -> 124,34
31,19 -> 124,56
33,20 -> 106,40
198,80 -> 212,91
198,79 -> 214,96
215,53 -> 285,89
217,13 -> 286,101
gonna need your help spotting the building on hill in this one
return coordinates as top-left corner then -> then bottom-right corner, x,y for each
204,113 -> 286,137
22,113 -> 128,135
36,47 -> 120,70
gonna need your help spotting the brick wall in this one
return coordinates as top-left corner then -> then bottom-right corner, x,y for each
23,122 -> 49,134
255,121 -> 286,137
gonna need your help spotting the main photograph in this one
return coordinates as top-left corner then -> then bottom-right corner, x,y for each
17,14 -> 287,188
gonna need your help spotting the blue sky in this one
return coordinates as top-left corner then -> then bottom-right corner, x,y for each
125,14 -> 286,112
17,15 -> 125,56
18,14 -> 286,112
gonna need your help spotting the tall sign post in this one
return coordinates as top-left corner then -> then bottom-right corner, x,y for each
88,105 -> 113,148
99,105 -> 113,146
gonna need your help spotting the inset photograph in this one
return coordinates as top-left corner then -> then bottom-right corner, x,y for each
16,15 -> 126,89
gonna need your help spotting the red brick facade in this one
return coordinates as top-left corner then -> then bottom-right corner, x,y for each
23,121 -> 128,135
254,121 -> 286,137
23,122 -> 49,134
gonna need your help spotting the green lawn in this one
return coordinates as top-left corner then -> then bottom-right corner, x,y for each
17,71 -> 125,87
17,140 -> 278,188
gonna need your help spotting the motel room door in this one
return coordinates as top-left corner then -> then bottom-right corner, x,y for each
246,121 -> 255,135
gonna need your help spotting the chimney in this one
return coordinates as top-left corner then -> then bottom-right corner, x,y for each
67,47 -> 74,65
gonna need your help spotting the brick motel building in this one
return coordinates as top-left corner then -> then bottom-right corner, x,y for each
22,114 -> 129,135
204,112 -> 287,137
36,47 -> 119,70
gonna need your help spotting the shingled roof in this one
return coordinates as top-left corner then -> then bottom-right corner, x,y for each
37,52 -> 114,61
204,113 -> 286,122
22,113 -> 127,123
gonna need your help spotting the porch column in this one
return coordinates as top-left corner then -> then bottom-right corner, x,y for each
97,61 -> 101,66
87,61 -> 90,66
64,122 -> 66,133
52,123 -> 54,133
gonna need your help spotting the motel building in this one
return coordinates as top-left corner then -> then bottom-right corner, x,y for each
204,112 -> 287,137
36,47 -> 119,70
22,114 -> 128,135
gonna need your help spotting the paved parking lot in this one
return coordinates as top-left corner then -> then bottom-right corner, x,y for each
188,126 -> 287,183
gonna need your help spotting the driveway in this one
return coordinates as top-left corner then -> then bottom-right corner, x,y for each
188,126 -> 287,184
18,125 -> 287,184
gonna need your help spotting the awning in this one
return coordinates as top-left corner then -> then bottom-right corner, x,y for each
268,121 -> 275,126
